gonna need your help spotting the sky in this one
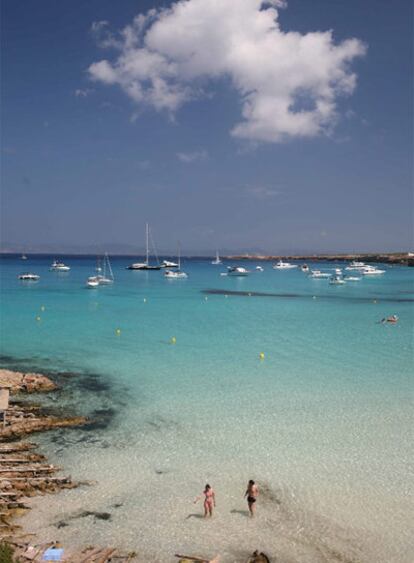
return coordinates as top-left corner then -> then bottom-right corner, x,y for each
1,0 -> 413,255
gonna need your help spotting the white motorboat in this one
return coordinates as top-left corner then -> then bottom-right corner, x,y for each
301,264 -> 309,272
50,260 -> 70,272
127,223 -> 161,270
309,270 -> 331,278
18,273 -> 39,281
256,266 -> 264,271
164,269 -> 188,279
164,244 -> 188,278
344,276 -> 361,281
86,276 -> 100,288
273,260 -> 298,270
211,250 -> 222,265
345,261 -> 367,271
227,266 -> 249,276
21,254 -> 28,260
362,266 -> 385,275
161,260 -> 178,268
334,268 -> 342,275
329,275 -> 346,285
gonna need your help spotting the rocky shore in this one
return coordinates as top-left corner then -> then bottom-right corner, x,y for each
224,252 -> 414,266
0,369 -> 136,562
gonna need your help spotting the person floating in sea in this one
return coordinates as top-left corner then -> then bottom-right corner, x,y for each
194,484 -> 216,518
244,479 -> 259,517
380,314 -> 399,324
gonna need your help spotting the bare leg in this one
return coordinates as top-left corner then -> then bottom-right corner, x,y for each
248,501 -> 256,517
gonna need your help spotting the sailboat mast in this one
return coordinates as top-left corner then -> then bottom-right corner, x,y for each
146,223 -> 149,266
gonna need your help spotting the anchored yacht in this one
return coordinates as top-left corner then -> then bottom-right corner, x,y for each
227,266 -> 249,276
273,260 -> 298,270
18,273 -> 40,281
50,260 -> 70,272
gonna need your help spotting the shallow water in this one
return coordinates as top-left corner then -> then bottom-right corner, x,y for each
1,255 -> 413,562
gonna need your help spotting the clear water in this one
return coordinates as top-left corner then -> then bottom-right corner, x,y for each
0,255 -> 413,562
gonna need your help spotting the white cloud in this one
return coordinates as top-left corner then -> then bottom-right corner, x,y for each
88,0 -> 366,143
177,149 -> 208,163
244,185 -> 282,199
75,88 -> 93,98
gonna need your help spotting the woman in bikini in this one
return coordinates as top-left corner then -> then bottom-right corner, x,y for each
244,479 -> 259,517
194,484 -> 216,518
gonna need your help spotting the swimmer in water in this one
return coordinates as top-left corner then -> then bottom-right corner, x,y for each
194,484 -> 216,518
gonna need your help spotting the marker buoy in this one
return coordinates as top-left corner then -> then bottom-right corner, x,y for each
171,336 -> 176,344
312,296 -> 316,299
205,296 -> 208,301
259,352 -> 265,360
115,328 -> 121,336
36,316 -> 41,322
143,298 -> 147,303
40,305 -> 45,311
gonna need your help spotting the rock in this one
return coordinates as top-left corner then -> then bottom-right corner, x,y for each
0,369 -> 56,394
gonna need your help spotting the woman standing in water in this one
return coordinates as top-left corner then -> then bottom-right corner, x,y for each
194,484 -> 216,518
244,479 -> 259,517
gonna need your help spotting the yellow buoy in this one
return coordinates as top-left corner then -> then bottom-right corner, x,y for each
259,352 -> 265,360
115,328 -> 121,336
171,336 -> 176,344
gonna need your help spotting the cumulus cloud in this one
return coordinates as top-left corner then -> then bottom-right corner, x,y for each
177,149 -> 208,163
88,0 -> 366,143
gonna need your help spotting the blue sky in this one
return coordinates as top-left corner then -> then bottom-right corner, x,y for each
1,0 -> 412,254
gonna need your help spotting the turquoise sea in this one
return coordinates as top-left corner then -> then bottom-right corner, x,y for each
0,255 -> 413,562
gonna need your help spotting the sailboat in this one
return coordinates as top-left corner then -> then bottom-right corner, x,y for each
211,250 -> 222,265
96,253 -> 114,284
164,244 -> 188,278
127,223 -> 161,270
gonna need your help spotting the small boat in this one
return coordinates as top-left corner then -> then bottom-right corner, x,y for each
309,270 -> 331,278
301,264 -> 309,272
21,254 -> 28,260
344,276 -> 361,281
96,253 -> 114,284
161,260 -> 178,268
86,276 -> 100,288
227,266 -> 249,276
18,273 -> 39,281
256,266 -> 264,272
50,260 -> 70,272
381,315 -> 398,324
362,266 -> 385,275
329,275 -> 346,285
273,260 -> 297,270
211,250 -> 222,265
334,268 -> 342,275
127,223 -> 161,270
164,244 -> 188,278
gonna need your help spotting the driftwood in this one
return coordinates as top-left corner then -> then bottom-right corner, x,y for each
175,555 -> 220,563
